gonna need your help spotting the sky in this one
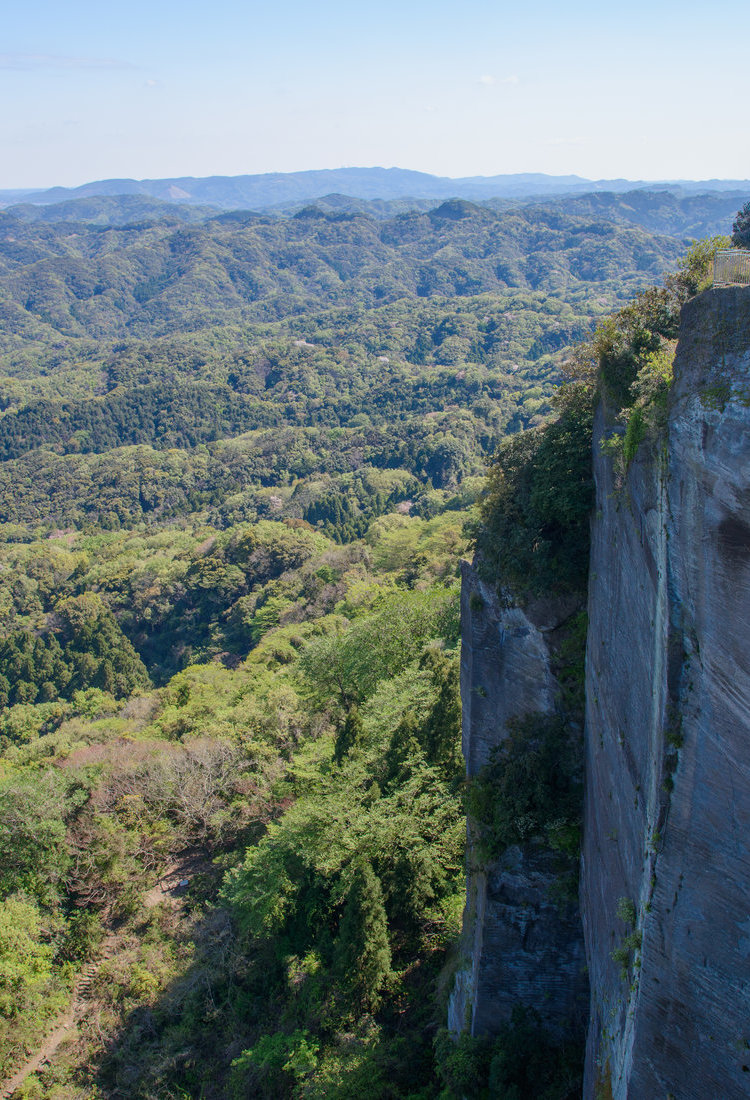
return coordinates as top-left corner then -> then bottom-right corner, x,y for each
2,0 -> 749,189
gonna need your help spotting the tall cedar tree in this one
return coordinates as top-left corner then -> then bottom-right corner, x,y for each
334,861 -> 392,1015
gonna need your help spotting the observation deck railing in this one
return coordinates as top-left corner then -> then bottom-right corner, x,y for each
712,250 -> 750,286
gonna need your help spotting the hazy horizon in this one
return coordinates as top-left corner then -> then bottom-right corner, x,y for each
4,166 -> 750,197
3,0 -> 749,190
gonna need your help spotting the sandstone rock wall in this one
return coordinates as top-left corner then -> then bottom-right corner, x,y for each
449,560 -> 587,1039
582,287 -> 750,1097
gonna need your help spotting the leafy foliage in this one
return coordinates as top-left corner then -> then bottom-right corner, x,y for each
0,485 -> 468,1095
434,1006 -> 583,1099
333,861 -> 393,1015
466,714 -> 583,860
299,587 -> 458,709
0,770 -> 73,903
0,198 -> 728,1096
732,201 -> 750,248
0,894 -> 68,1070
475,383 -> 594,596
0,594 -> 150,706
475,234 -> 731,604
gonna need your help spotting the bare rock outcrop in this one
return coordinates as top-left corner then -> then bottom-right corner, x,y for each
582,286 -> 750,1097
449,561 -> 587,1039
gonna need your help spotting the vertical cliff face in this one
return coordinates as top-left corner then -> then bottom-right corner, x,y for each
582,287 -> 750,1097
449,560 -> 588,1040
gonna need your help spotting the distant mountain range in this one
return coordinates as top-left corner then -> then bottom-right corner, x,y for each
1,167 -> 748,212
1,188 -> 745,242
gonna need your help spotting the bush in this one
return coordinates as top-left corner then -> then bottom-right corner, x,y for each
612,930 -> 642,982
615,897 -> 636,926
466,713 -> 582,859
476,383 -> 593,598
732,202 -> 750,248
435,1007 -> 583,1100
230,1030 -> 320,1099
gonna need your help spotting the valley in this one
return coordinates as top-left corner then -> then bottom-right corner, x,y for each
0,183 -> 741,1098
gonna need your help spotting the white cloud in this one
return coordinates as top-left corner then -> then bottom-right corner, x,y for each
0,53 -> 136,71
478,74 -> 519,87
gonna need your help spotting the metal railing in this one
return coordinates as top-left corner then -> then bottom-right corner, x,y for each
713,249 -> 750,286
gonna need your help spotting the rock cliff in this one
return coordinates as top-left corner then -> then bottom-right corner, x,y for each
583,285 -> 750,1097
453,286 -> 750,1096
449,561 -> 588,1041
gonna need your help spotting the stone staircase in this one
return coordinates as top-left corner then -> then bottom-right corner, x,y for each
0,935 -> 118,1099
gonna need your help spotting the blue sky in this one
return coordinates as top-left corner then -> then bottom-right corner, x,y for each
2,0 -> 749,188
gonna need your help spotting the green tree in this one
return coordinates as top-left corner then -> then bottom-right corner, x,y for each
230,1031 -> 319,1100
418,648 -> 462,778
0,770 -> 72,904
476,384 -> 593,597
334,861 -> 392,1015
334,705 -> 364,765
467,713 -> 582,858
0,895 -> 56,1020
487,1006 -> 582,1100
732,201 -> 750,248
300,588 -> 458,708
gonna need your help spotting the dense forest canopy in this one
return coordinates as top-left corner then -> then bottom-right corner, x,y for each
0,188 -> 735,1098
0,196 -> 687,541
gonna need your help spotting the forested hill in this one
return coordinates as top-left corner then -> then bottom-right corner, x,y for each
5,188 -> 745,235
0,189 -> 733,1097
0,198 -> 682,342
0,198 -> 686,530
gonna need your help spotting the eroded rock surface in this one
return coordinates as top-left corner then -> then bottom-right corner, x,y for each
582,286 -> 750,1098
450,560 -> 587,1039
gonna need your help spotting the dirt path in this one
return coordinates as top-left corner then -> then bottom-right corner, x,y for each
0,932 -> 119,1100
141,852 -> 208,910
0,1012 -> 76,1100
0,852 -> 207,1099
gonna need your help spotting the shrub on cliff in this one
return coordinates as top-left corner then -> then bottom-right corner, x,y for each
577,235 -> 731,479
434,1006 -> 583,1099
591,287 -> 676,410
475,382 -> 593,598
591,236 -> 729,412
474,236 -> 733,604
466,713 -> 583,859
